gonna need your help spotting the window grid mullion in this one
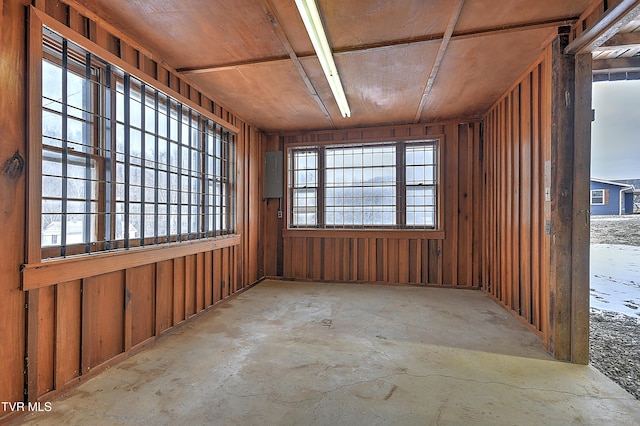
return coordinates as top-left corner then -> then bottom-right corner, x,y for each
104,64 -> 113,251
396,142 -> 406,228
186,109 -> 190,238
153,91 -> 159,245
140,82 -> 146,246
217,126 -> 223,234
123,74 -> 131,249
203,122 -> 210,236
228,132 -> 232,233
187,109 -> 193,239
60,39 -> 69,258
212,125 -> 219,235
83,52 -> 93,253
194,112 -> 200,238
317,147 -> 325,228
165,97 -> 171,243
434,142 -> 439,229
223,130 -> 229,233
197,117 -> 204,239
230,133 -> 236,233
177,104 -> 183,242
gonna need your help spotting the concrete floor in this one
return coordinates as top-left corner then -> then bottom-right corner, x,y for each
18,280 -> 640,425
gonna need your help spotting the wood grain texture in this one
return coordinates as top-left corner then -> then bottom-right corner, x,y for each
571,52 -> 593,365
280,123 -> 480,287
127,264 -> 156,348
0,0 -> 30,412
173,257 -> 186,324
156,260 -> 174,334
481,35 -> 589,363
84,271 -> 125,369
22,245 -> 244,404
8,0 -> 260,414
70,0 -> 590,131
2,0 -> 602,417
549,34 -> 575,361
30,6 -> 239,133
23,235 -> 241,290
482,47 -> 552,340
185,254 -> 196,318
56,280 -> 82,387
37,286 -> 55,396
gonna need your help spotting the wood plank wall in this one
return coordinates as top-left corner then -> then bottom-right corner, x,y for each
482,47 -> 552,343
1,0 -> 265,415
262,134 -> 285,278
29,244 -> 240,401
0,0 -> 29,419
269,122 -> 483,287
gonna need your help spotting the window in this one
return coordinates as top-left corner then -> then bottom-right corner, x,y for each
288,140 -> 438,229
290,149 -> 318,227
38,29 -> 235,259
591,189 -> 607,205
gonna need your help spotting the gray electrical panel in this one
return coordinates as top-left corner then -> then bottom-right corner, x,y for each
264,151 -> 284,198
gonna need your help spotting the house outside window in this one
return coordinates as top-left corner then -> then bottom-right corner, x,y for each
591,189 -> 607,205
288,139 -> 439,229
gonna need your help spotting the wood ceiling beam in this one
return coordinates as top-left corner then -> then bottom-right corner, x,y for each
177,17 -> 577,75
598,31 -> 640,50
592,55 -> 640,72
451,17 -> 578,41
565,0 -> 640,54
413,0 -> 466,123
262,0 -> 335,129
179,55 -> 292,74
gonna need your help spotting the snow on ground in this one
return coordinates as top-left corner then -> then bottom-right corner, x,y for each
590,244 -> 640,318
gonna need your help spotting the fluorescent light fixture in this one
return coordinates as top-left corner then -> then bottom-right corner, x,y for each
294,0 -> 351,118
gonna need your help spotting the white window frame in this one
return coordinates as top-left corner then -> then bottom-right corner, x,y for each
591,189 -> 606,205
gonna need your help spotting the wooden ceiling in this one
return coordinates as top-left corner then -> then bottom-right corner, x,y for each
77,0 -> 594,132
592,12 -> 640,77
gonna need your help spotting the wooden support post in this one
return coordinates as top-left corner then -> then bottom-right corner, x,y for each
549,33 -> 575,361
571,52 -> 593,365
548,34 -> 592,363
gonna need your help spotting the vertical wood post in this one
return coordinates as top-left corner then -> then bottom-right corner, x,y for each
549,33 -> 575,361
1,1 -> 30,415
548,33 -> 592,364
571,52 -> 593,365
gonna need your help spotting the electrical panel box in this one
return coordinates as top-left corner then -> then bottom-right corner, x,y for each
264,151 -> 284,198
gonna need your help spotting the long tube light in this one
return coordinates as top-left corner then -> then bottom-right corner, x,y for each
294,0 -> 351,118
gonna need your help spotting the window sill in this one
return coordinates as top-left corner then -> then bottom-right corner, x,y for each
22,234 -> 241,291
282,228 -> 445,240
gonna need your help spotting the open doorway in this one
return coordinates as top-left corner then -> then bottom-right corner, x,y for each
589,78 -> 640,400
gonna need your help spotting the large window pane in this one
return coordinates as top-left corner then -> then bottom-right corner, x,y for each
39,30 -> 235,258
290,150 -> 318,227
406,144 -> 437,227
293,188 -> 317,226
407,186 -> 436,227
288,140 -> 437,229
325,145 -> 396,226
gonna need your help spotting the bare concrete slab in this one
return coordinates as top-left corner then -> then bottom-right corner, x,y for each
17,280 -> 640,425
